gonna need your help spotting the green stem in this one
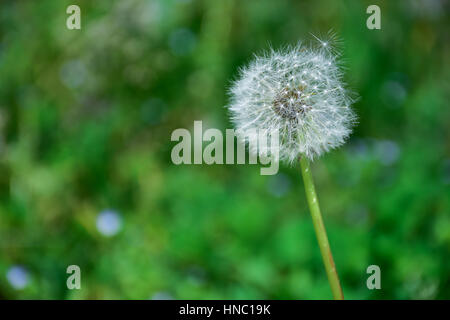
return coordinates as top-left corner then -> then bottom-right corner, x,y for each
299,157 -> 344,300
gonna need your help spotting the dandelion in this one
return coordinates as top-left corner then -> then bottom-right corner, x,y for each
227,37 -> 357,299
228,41 -> 355,163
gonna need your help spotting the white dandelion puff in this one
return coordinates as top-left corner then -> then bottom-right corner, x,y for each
227,38 -> 357,163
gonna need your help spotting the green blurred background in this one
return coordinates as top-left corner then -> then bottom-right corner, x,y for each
0,0 -> 449,299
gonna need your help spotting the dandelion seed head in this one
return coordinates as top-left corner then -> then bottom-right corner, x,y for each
227,39 -> 357,163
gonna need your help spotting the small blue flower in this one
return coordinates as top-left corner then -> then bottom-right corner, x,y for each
96,209 -> 122,237
6,265 -> 29,290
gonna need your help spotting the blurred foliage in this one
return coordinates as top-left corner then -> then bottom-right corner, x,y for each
0,0 -> 449,299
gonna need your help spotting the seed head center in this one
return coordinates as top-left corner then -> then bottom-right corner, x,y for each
272,86 -> 310,120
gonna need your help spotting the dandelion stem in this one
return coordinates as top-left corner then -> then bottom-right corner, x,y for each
299,157 -> 344,300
